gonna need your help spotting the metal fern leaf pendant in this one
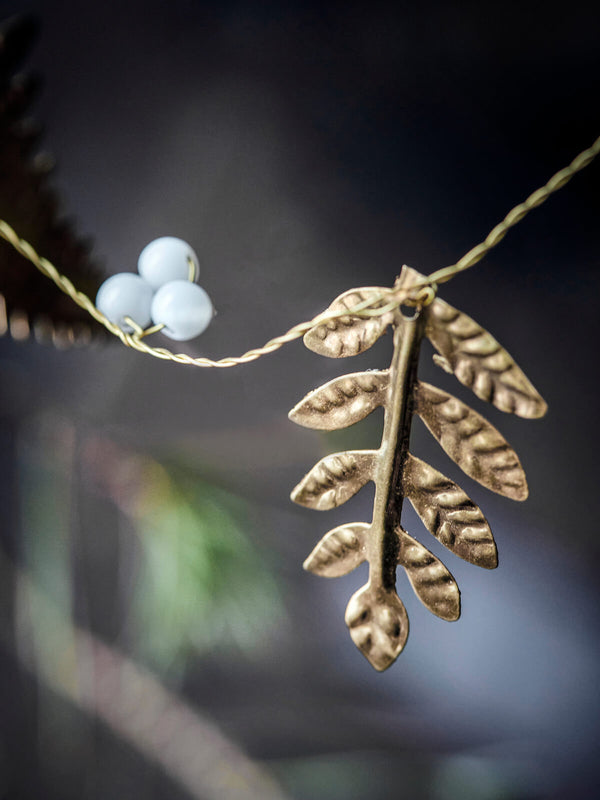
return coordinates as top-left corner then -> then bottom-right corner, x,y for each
289,266 -> 547,671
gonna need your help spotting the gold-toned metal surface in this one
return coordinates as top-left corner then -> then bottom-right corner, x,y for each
290,265 -> 547,670
290,450 -> 377,510
425,298 -> 547,418
289,370 -> 389,430
402,453 -> 497,569
344,584 -> 409,672
303,287 -> 395,358
397,527 -> 460,622
414,381 -> 528,500
303,522 -> 369,577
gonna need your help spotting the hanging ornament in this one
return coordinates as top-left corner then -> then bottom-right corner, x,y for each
288,266 -> 546,670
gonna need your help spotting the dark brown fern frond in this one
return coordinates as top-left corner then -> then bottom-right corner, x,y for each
0,15 -> 106,346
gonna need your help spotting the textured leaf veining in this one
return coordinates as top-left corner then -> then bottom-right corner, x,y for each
345,584 -> 409,671
425,298 -> 547,418
397,527 -> 460,621
414,381 -> 528,500
304,287 -> 394,358
403,454 -> 497,569
291,450 -> 376,510
289,370 -> 389,430
303,523 -> 369,577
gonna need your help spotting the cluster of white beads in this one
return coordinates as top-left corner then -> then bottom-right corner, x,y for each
95,237 -> 213,341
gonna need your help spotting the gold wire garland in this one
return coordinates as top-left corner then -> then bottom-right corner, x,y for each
1,134 -> 599,367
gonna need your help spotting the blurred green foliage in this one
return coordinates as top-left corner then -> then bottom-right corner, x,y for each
16,415 -> 285,676
131,462 -> 285,671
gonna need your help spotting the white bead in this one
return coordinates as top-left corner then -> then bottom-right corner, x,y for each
96,273 -> 154,332
151,280 -> 213,341
137,237 -> 199,289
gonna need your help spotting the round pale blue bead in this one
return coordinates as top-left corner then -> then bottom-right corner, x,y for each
151,280 -> 213,341
137,237 -> 199,289
96,273 -> 154,332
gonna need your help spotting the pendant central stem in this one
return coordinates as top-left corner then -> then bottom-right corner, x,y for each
370,311 -> 424,589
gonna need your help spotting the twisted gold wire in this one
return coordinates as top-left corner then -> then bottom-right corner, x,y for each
1,134 -> 598,367
427,134 -> 600,286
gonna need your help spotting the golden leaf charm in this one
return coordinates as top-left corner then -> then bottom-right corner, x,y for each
289,371 -> 389,430
303,523 -> 369,577
402,454 -> 497,569
425,297 -> 547,418
290,450 -> 377,510
290,266 -> 546,670
303,287 -> 394,357
414,381 -> 528,500
345,584 -> 409,672
397,527 -> 460,621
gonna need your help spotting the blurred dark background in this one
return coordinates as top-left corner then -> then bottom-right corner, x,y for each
1,1 -> 599,798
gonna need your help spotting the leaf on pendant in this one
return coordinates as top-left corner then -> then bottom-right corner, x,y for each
345,583 -> 409,671
397,527 -> 460,621
425,298 -> 547,419
303,523 -> 369,577
414,381 -> 528,500
291,450 -> 377,510
289,370 -> 389,430
304,287 -> 395,358
402,454 -> 497,569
